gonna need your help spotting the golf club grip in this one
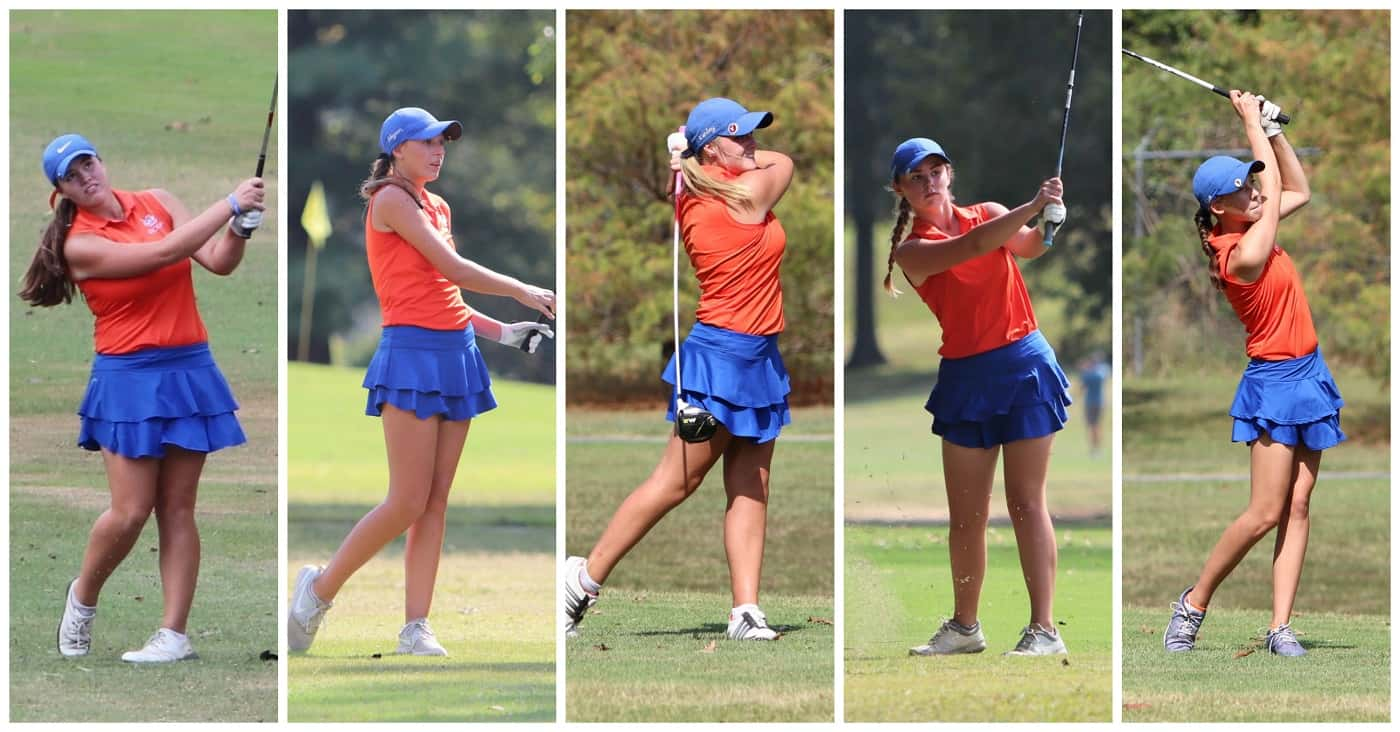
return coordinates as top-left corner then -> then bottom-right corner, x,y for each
1042,221 -> 1058,247
255,154 -> 266,178
1208,87 -> 1291,125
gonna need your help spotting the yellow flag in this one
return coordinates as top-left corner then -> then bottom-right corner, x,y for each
301,180 -> 332,249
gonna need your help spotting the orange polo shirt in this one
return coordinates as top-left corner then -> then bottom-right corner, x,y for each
366,187 -> 472,330
72,189 -> 208,355
1210,230 -> 1318,360
678,165 -> 786,335
908,203 -> 1038,359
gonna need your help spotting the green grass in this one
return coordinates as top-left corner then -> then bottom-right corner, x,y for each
844,524 -> 1111,722
1122,607 -> 1389,722
565,407 -> 834,721
287,362 -> 555,722
1123,372 -> 1390,721
9,10 -> 277,723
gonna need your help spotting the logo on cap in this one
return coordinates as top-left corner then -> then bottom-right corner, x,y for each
727,122 -> 739,134
57,140 -> 72,154
1234,178 -> 1243,187
387,129 -> 402,145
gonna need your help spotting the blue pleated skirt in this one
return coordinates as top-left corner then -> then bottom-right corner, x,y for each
926,330 -> 1072,449
363,324 -> 496,421
661,321 -> 791,443
1229,348 -> 1345,450
77,342 -> 246,459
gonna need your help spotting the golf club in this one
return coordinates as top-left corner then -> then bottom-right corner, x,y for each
1122,48 -> 1290,124
255,76 -> 277,177
1044,11 -> 1083,247
669,166 -> 717,444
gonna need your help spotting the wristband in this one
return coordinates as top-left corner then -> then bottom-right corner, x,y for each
227,194 -> 242,216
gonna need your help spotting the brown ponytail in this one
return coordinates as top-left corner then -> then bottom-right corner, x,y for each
358,153 -> 422,209
20,196 -> 78,307
883,197 -> 912,296
1195,206 -> 1223,292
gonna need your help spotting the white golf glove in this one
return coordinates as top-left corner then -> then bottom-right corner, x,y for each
666,130 -> 687,156
1259,97 -> 1284,138
499,320 -> 554,354
1043,202 -> 1067,226
230,209 -> 263,239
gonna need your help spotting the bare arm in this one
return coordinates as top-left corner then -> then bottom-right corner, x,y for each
895,179 -> 1059,286
1225,91 -> 1282,284
154,188 -> 249,276
733,149 -> 794,218
1270,133 -> 1311,220
987,201 -> 1054,260
375,186 -> 555,317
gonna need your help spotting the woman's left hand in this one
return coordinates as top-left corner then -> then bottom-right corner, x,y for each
514,283 -> 555,318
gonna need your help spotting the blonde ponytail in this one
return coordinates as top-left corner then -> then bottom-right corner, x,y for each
679,156 -> 753,210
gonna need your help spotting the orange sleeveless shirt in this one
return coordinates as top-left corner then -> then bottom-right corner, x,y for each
677,165 -> 786,335
72,189 -> 209,355
365,188 -> 471,330
908,203 -> 1038,359
1209,230 -> 1318,360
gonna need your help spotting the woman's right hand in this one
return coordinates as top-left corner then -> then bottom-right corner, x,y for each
514,282 -> 556,318
1030,176 -> 1064,212
1230,90 -> 1263,128
231,177 -> 266,213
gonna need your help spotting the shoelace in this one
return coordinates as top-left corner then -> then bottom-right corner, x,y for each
1168,602 -> 1203,640
1266,624 -> 1299,648
64,614 -> 94,650
405,620 -> 436,639
926,619 -> 959,645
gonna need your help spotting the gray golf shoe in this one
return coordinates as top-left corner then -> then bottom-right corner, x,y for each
288,565 -> 332,652
909,619 -> 987,656
1005,623 -> 1068,656
1265,624 -> 1307,657
1164,586 -> 1206,652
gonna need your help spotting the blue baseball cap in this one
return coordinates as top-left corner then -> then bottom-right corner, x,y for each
1193,155 -> 1265,208
682,98 -> 773,158
890,138 -> 952,180
43,133 -> 99,186
379,107 -> 462,155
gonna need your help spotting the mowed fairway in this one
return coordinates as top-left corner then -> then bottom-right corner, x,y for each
1123,372 -> 1389,722
287,362 -> 555,722
9,11 -> 277,723
845,524 -> 1111,722
565,408 -> 835,722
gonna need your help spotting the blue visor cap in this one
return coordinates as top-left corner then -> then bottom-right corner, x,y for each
682,98 -> 773,158
43,133 -> 99,186
1193,155 -> 1265,208
379,107 -> 463,155
890,138 -> 953,180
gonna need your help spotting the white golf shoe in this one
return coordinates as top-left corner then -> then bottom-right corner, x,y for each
561,555 -> 597,638
288,564 -> 332,652
727,604 -> 779,640
121,628 -> 198,664
396,618 -> 448,657
1004,623 -> 1069,656
57,579 -> 96,658
910,619 -> 987,656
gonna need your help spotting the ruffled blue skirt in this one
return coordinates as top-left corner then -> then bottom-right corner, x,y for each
926,330 -> 1071,449
1229,348 -> 1345,450
662,321 -> 791,443
363,324 -> 496,421
77,342 -> 246,459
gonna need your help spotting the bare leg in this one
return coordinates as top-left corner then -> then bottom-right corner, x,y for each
404,419 -> 471,621
942,440 -> 1000,627
152,447 -> 207,634
585,428 -> 731,583
313,405 -> 437,602
74,451 -> 160,606
1271,446 -> 1321,628
1003,435 -> 1057,627
1190,435 -> 1294,608
721,438 -> 776,607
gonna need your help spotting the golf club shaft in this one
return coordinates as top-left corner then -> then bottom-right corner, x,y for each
1122,49 -> 1290,124
1044,11 -> 1084,247
255,76 -> 277,177
672,171 -> 684,399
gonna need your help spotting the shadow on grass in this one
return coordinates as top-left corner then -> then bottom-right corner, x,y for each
845,364 -> 936,405
845,514 -> 1112,529
289,503 -> 553,556
633,622 -> 818,637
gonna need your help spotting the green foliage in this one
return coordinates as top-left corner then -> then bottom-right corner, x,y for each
288,11 -> 556,382
565,10 -> 834,402
845,11 -> 1114,368
1123,10 -> 1389,381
